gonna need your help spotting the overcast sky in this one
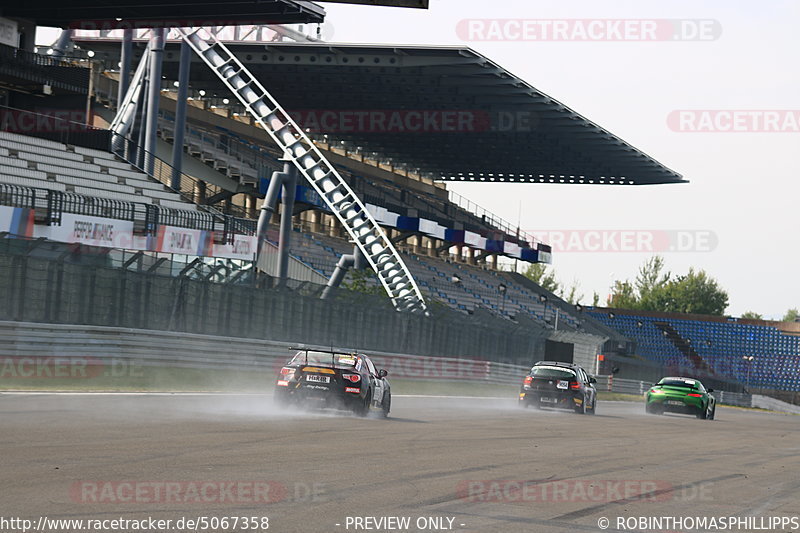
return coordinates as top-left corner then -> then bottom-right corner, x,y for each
37,0 -> 799,317
316,0 -> 799,318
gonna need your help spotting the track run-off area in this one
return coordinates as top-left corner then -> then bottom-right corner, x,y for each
1,393 -> 798,533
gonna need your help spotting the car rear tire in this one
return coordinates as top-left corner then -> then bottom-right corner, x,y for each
355,389 -> 372,417
696,406 -> 708,419
574,396 -> 587,414
587,397 -> 597,415
707,405 -> 715,420
380,393 -> 391,418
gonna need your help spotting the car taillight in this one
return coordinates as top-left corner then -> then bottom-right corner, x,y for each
343,374 -> 361,383
570,381 -> 581,390
523,376 -> 533,385
280,367 -> 295,378
687,393 -> 703,397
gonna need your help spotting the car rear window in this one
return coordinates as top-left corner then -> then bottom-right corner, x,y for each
290,351 -> 359,369
658,378 -> 698,389
531,366 -> 576,379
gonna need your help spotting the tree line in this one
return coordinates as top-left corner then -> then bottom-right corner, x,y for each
524,255 -> 796,321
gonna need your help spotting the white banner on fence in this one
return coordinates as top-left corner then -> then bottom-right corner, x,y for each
464,230 -> 487,249
419,218 -> 447,240
150,225 -> 213,255
504,242 -> 522,258
48,213 -> 135,248
214,234 -> 257,261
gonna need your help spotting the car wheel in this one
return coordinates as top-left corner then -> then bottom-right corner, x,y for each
646,403 -> 660,415
587,397 -> 597,415
355,389 -> 372,417
574,396 -> 587,414
380,393 -> 391,418
696,405 -> 707,419
707,404 -> 715,420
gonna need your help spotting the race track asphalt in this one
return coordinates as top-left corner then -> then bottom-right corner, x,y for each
1,393 -> 798,533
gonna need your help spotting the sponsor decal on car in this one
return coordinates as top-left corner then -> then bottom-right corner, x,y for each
302,367 -> 335,374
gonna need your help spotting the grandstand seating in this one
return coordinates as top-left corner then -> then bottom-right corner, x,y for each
588,309 -> 800,391
158,112 -> 270,184
0,130 -> 196,211
271,224 -> 580,329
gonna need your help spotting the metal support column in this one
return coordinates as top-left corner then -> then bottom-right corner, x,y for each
117,29 -> 133,108
135,73 -> 149,168
170,40 -> 192,190
256,162 -> 292,250
277,165 -> 298,284
144,28 -> 166,175
135,72 -> 149,168
255,161 -> 297,285
50,30 -> 72,57
321,246 -> 366,300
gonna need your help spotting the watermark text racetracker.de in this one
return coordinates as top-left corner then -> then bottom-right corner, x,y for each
668,110 -> 800,133
457,19 -> 721,42
458,479 -> 714,503
0,356 -> 142,379
527,230 -> 718,254
71,480 -> 327,504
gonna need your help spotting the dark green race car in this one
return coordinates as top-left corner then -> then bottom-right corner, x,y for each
645,377 -> 716,420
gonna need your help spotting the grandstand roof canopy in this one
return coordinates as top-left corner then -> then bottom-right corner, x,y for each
4,0 -> 325,29
315,0 -> 428,6
83,40 -> 685,185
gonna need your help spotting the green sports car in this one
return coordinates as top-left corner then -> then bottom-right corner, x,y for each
645,377 -> 716,420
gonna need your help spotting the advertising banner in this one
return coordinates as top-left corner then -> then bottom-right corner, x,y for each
48,213 -> 134,248
214,234 -> 257,261
149,225 -> 213,256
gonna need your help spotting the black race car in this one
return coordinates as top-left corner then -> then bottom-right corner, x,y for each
274,349 -> 391,417
518,361 -> 597,414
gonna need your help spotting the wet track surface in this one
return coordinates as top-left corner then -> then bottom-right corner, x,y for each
1,393 -> 798,532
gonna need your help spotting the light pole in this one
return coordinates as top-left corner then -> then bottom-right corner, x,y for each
743,355 -> 754,391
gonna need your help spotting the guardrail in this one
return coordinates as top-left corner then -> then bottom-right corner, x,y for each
0,321 -> 530,386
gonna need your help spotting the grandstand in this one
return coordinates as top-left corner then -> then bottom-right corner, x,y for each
14,7 -> 789,386
588,308 -> 800,393
0,130 -> 195,210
